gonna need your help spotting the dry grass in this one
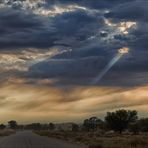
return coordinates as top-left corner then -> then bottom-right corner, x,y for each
0,129 -> 15,137
35,131 -> 148,148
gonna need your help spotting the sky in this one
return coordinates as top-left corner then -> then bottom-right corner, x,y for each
0,0 -> 148,124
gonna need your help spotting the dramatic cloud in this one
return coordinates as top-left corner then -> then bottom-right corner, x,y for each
0,0 -> 147,81
0,0 -> 147,122
0,81 -> 147,123
0,8 -> 57,49
0,0 -> 147,86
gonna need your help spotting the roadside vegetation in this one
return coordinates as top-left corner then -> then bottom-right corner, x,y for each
0,129 -> 15,137
35,109 -> 148,148
1,109 -> 148,147
0,121 -> 16,137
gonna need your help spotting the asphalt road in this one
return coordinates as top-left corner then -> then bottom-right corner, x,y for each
0,131 -> 87,148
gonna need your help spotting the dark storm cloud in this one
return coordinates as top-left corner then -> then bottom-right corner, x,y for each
105,0 -> 148,22
0,0 -> 105,49
0,0 -> 147,86
0,8 -> 57,49
29,57 -> 103,78
53,10 -> 103,41
103,0 -> 148,72
28,43 -> 115,82
0,0 -> 134,50
46,0 -> 136,9
29,1 -> 148,86
104,0 -> 148,50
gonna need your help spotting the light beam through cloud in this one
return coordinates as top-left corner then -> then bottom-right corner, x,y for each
92,47 -> 129,85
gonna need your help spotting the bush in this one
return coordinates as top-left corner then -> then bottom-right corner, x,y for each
0,129 -> 15,136
128,122 -> 140,134
129,138 -> 147,147
89,142 -> 103,148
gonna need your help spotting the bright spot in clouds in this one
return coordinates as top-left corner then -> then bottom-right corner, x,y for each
0,47 -> 71,72
0,1 -> 88,17
118,47 -> 129,54
118,21 -> 137,35
104,19 -> 116,27
34,5 -> 87,17
104,19 -> 137,35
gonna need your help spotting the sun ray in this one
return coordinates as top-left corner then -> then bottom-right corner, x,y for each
92,47 -> 129,84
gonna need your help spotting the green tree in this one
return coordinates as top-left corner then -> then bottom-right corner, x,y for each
8,120 -> 17,129
31,123 -> 41,130
83,117 -> 104,131
72,123 -> 79,132
83,119 -> 90,131
105,109 -> 138,134
42,124 -> 49,130
128,122 -> 140,135
0,124 -> 6,130
49,123 -> 55,131
138,118 -> 148,132
25,123 -> 44,130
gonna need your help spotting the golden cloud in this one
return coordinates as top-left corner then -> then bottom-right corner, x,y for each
0,47 -> 69,72
0,81 -> 147,123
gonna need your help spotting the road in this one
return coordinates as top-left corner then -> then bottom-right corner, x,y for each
0,131 -> 87,148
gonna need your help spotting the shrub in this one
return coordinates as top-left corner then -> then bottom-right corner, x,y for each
129,138 -> 147,147
89,142 -> 103,148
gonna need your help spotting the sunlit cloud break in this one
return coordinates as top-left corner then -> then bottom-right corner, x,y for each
92,47 -> 129,85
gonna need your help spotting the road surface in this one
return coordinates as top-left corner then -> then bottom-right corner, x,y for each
0,131 -> 87,148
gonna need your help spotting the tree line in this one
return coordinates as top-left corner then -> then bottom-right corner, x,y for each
83,109 -> 148,134
0,121 -> 56,131
1,109 -> 148,134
